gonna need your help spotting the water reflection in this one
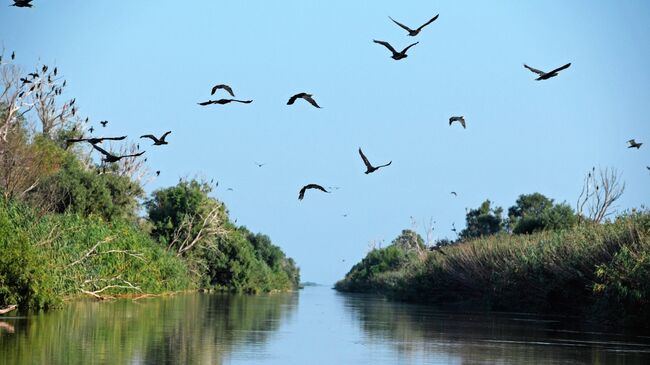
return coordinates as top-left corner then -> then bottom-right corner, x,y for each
339,292 -> 650,364
0,292 -> 297,365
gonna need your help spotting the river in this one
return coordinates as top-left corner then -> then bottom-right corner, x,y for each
1,286 -> 649,364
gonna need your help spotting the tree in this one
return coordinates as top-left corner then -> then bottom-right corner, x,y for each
508,193 -> 577,234
577,167 -> 625,224
459,200 -> 504,239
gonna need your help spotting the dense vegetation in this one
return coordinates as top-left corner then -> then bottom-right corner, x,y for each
0,61 -> 299,311
336,194 -> 650,327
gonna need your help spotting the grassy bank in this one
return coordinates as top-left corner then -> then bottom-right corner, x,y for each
335,212 -> 650,327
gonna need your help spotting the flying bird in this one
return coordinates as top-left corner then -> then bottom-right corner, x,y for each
66,136 -> 127,146
89,127 -> 94,134
27,72 -> 38,78
140,131 -> 171,145
449,116 -> 466,129
53,67 -> 58,76
91,144 -> 145,163
628,139 -> 643,149
11,0 -> 32,8
523,63 -> 571,80
298,184 -> 329,200
11,51 -> 15,60
358,148 -> 391,174
389,14 -> 439,36
373,40 -> 418,60
211,84 -> 235,97
156,171 -> 160,176
254,161 -> 266,168
198,99 -> 252,105
451,191 -> 457,196
100,120 -> 108,127
287,93 -> 321,108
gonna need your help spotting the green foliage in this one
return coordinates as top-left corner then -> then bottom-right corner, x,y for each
337,212 -> 650,328
459,200 -> 504,239
508,193 -> 577,234
31,154 -> 143,221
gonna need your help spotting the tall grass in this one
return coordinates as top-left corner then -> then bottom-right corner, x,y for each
336,212 -> 650,327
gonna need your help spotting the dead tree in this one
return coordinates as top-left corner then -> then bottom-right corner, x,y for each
168,204 -> 227,256
577,167 -> 625,224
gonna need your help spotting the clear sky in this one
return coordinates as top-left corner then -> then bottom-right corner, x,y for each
2,1 -> 649,284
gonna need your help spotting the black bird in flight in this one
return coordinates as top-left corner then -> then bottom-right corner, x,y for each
451,191 -> 457,196
198,99 -> 252,105
140,131 -> 171,145
373,40 -> 418,60
100,120 -> 108,127
389,14 -> 439,36
358,148 -> 391,174
66,136 -> 127,146
449,116 -> 466,129
92,144 -> 145,163
628,139 -> 643,149
27,72 -> 38,78
41,65 -> 47,73
254,161 -> 266,168
11,0 -> 32,8
89,126 -> 95,134
523,63 -> 571,80
298,184 -> 329,200
11,51 -> 15,60
211,84 -> 235,97
287,93 -> 321,108
156,171 -> 160,176
53,67 -> 57,76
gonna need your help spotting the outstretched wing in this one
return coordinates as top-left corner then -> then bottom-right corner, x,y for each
287,93 -> 303,105
140,134 -> 158,142
91,144 -> 112,157
358,148 -> 373,169
298,186 -> 307,200
66,138 -> 86,144
123,151 -> 146,158
401,42 -> 419,54
232,99 -> 253,104
198,100 -> 214,106
523,64 -> 545,75
103,136 -> 127,141
416,14 -> 439,31
547,63 -> 571,75
388,17 -> 414,33
211,84 -> 235,97
376,161 -> 392,169
302,95 -> 321,108
306,184 -> 328,193
373,40 -> 397,54
160,131 -> 172,141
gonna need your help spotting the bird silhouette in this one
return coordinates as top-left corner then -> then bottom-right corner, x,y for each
254,161 -> 266,167
88,127 -> 95,133
27,72 -> 38,78
11,0 -> 32,8
53,67 -> 57,76
92,144 -> 145,163
156,171 -> 160,176
211,84 -> 235,97
298,184 -> 329,200
389,14 -> 439,36
41,65 -> 47,73
373,40 -> 418,60
100,121 -> 108,127
628,139 -> 643,149
523,63 -> 571,80
451,191 -> 457,196
11,51 -> 15,60
66,136 -> 127,146
449,116 -> 466,129
287,93 -> 321,108
140,131 -> 171,145
198,99 -> 252,105
358,148 -> 391,174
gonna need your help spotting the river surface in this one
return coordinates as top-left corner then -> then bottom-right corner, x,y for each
1,285 -> 649,364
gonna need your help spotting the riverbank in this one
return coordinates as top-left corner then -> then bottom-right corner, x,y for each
335,212 -> 650,328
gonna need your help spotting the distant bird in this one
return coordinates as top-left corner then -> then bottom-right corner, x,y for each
298,184 -> 329,200
211,84 -> 235,97
69,98 -> 75,106
628,139 -> 643,149
20,77 -> 31,85
11,0 -> 32,8
91,144 -> 145,163
389,14 -> 439,36
227,187 -> 234,191
287,93 -> 321,108
523,63 -> 571,80
11,51 -> 15,60
66,135 -> 126,146
358,148 -> 391,174
27,72 -> 38,78
53,67 -> 57,76
452,223 -> 457,233
198,99 -> 252,105
373,40 -> 418,60
41,65 -> 47,73
85,117 -> 89,123
89,127 -> 94,133
451,191 -> 457,196
62,80 -> 66,87
449,116 -> 466,129
342,213 -> 348,218
156,171 -> 160,176
140,131 -> 171,145
646,166 -> 650,171
254,161 -> 266,167
100,121 -> 108,127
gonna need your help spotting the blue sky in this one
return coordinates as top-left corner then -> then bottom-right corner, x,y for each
2,1 -> 649,284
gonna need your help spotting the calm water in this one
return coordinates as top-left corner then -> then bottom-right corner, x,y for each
1,286 -> 649,364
